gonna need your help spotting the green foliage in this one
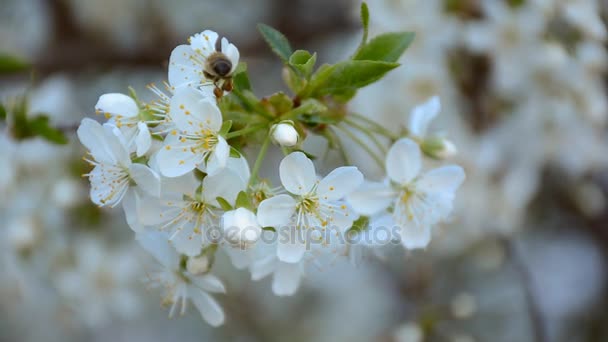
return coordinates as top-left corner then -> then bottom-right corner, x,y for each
216,197 -> 234,211
0,54 -> 29,74
349,216 -> 370,234
360,2 -> 370,34
257,24 -> 293,62
289,50 -> 317,79
306,60 -> 399,97
219,120 -> 233,136
235,191 -> 252,210
233,63 -> 252,92
6,96 -> 68,145
353,32 -> 415,63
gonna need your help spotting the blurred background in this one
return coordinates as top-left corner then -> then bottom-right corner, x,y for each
1,0 -> 608,341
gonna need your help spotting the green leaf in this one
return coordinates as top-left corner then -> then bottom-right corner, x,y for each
348,216 -> 369,234
28,115 -> 69,144
219,120 -> 233,135
289,50 -> 317,78
353,32 -> 415,63
235,191 -> 252,210
308,60 -> 399,97
0,103 -> 6,120
284,98 -> 327,119
0,54 -> 29,74
360,2 -> 370,33
267,92 -> 293,115
233,63 -> 252,92
229,146 -> 242,158
257,23 -> 293,62
216,197 -> 233,211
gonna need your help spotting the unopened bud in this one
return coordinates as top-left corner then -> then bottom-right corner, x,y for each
271,121 -> 299,147
421,137 -> 457,159
186,255 -> 211,275
222,208 -> 262,248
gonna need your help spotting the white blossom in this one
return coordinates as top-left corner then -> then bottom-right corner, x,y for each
257,152 -> 363,263
137,231 -> 225,326
77,119 -> 160,223
156,87 -> 229,177
348,138 -> 465,249
168,29 -> 240,89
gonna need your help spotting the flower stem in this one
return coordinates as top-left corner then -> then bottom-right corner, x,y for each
334,124 -> 385,171
225,124 -> 266,139
344,118 -> 388,154
249,133 -> 272,187
349,112 -> 398,140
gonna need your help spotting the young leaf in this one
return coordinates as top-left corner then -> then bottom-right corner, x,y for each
29,115 -> 69,145
233,63 -> 252,92
308,60 -> 399,97
257,24 -> 293,62
0,54 -> 29,74
229,146 -> 242,158
235,191 -> 252,210
353,32 -> 415,62
216,197 -> 234,211
348,216 -> 370,234
289,50 -> 317,78
360,2 -> 370,33
219,120 -> 233,135
353,2 -> 370,56
284,98 -> 327,119
267,92 -> 293,115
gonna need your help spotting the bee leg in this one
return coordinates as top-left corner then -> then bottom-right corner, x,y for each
222,79 -> 233,92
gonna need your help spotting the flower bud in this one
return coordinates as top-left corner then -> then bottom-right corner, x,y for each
271,121 -> 299,147
8,216 -> 40,254
420,137 -> 457,159
186,255 -> 211,275
221,208 -> 262,248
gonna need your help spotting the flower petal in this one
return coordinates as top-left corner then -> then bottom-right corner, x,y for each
136,231 -> 179,269
386,138 -> 421,185
135,122 -> 152,157
190,291 -> 225,327
189,30 -> 219,57
272,262 -> 302,296
408,96 -> 440,137
279,152 -> 317,195
157,134 -> 204,177
169,87 -> 222,134
122,189 -> 143,232
170,220 -> 203,257
202,168 -> 246,206
191,274 -> 226,293
78,118 -> 130,166
257,194 -> 296,228
417,165 -> 465,194
168,45 -> 204,88
250,254 -> 276,281
88,164 -> 129,207
221,38 -> 240,74
203,136 -> 229,175
277,228 -> 306,263
317,166 -> 363,201
95,93 -> 138,118
400,223 -> 432,250
129,163 -> 161,197
347,181 -> 396,216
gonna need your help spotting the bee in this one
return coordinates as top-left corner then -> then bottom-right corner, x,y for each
204,36 -> 235,98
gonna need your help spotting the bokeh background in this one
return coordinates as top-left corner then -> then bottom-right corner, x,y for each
1,0 -> 608,341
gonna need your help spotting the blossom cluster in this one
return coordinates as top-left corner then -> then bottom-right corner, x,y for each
347,0 -> 608,247
77,23 -> 466,326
